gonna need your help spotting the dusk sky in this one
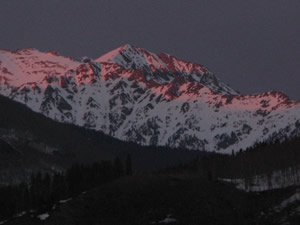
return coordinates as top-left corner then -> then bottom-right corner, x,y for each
0,0 -> 299,100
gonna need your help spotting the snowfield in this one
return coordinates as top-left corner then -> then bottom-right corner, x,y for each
1,44 -> 300,153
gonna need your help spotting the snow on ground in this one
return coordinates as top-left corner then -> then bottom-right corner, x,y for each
158,214 -> 177,224
274,190 -> 300,212
150,214 -> 177,224
0,196 -> 75,224
15,211 -> 26,217
159,217 -> 177,224
59,198 -> 72,204
262,189 -> 300,224
37,213 -> 49,221
221,166 -> 300,192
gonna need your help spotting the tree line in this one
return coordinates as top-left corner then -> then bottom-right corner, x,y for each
0,155 -> 132,221
162,136 -> 300,182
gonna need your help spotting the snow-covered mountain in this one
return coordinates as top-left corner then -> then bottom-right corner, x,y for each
0,44 -> 300,153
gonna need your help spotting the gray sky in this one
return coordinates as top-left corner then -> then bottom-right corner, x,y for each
0,0 -> 299,100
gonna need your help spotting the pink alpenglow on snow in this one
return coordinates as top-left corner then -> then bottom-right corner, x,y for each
1,44 -> 300,153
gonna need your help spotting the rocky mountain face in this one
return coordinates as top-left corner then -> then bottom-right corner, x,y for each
0,44 -> 300,153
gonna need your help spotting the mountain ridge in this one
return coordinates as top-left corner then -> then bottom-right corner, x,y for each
0,44 -> 300,153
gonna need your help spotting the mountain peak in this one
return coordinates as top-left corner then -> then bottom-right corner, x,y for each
96,44 -> 157,68
120,43 -> 136,50
0,45 -> 238,95
96,45 -> 237,95
95,44 -> 211,76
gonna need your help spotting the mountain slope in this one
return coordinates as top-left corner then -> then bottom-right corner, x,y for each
0,94 -> 202,185
0,44 -> 300,153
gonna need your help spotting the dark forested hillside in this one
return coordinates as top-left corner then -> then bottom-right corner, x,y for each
0,94 -> 203,184
0,157 -> 133,221
162,136 -> 300,181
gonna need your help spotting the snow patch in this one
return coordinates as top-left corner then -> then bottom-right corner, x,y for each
59,198 -> 72,204
15,211 -> 26,217
274,191 -> 300,212
221,166 -> 300,192
37,213 -> 49,221
159,214 -> 177,224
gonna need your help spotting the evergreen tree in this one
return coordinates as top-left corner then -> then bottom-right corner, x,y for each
126,153 -> 133,175
113,157 -> 124,177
